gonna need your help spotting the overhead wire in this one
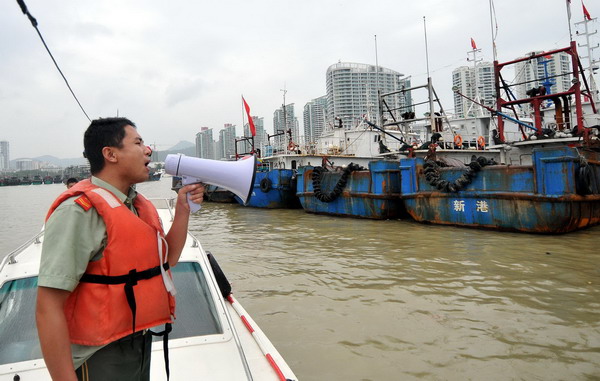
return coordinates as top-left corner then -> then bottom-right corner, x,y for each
15,0 -> 92,122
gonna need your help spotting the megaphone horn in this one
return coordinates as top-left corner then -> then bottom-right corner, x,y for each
164,154 -> 257,212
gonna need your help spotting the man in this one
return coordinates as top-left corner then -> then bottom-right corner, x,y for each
66,177 -> 79,189
36,117 -> 204,381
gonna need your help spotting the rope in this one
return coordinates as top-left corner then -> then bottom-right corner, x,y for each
16,0 -> 91,122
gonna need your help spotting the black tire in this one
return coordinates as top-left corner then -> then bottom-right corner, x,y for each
576,165 -> 594,195
259,177 -> 272,193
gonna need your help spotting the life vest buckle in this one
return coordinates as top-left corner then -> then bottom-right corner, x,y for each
127,269 -> 138,286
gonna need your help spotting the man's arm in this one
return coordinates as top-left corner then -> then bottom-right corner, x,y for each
36,287 -> 78,381
165,183 -> 204,267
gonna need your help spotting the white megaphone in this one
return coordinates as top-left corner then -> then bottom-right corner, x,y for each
164,154 -> 257,213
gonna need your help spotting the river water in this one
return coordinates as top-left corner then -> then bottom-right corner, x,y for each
1,179 -> 599,380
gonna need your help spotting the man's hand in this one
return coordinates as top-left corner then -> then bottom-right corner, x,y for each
167,183 -> 205,266
176,183 -> 205,212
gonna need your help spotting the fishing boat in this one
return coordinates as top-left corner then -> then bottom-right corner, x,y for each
253,115 -> 409,217
146,168 -> 162,182
0,198 -> 298,381
242,165 -> 302,209
237,93 -> 407,213
396,41 -> 600,233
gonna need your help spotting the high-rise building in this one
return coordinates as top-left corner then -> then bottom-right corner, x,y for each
0,141 -> 9,170
273,104 -> 299,147
513,51 -> 572,102
325,62 -> 411,130
243,116 -> 266,154
195,127 -> 215,159
452,62 -> 495,117
215,124 -> 236,160
303,96 -> 327,144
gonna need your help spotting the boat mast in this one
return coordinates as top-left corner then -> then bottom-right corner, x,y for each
367,35 -> 386,144
423,16 -> 436,133
488,0 -> 498,62
466,41 -> 483,117
280,85 -> 290,150
575,12 -> 599,104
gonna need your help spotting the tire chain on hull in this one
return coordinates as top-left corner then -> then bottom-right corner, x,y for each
423,156 -> 494,193
311,163 -> 362,202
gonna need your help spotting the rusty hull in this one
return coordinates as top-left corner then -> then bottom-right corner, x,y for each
399,146 -> 600,233
297,161 -> 407,219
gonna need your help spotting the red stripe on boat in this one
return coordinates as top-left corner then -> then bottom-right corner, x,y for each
266,353 -> 287,381
241,315 -> 255,333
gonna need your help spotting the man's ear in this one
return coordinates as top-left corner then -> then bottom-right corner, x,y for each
102,147 -> 118,163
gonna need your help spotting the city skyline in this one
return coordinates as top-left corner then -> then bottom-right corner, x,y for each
1,1 -> 598,159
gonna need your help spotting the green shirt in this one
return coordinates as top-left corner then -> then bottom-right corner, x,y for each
39,176 -> 138,369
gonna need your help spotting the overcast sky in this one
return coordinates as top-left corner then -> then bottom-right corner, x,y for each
1,0 -> 597,159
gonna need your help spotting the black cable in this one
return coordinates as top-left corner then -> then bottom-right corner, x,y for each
16,0 -> 92,122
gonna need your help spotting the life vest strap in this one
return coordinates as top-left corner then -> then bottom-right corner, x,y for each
150,323 -> 172,380
79,262 -> 170,285
79,262 -> 171,346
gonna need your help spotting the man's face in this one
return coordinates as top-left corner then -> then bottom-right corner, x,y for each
113,125 -> 151,184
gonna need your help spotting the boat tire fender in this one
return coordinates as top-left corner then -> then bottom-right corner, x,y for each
424,156 -> 493,193
260,177 -> 272,193
312,163 -> 360,202
207,252 -> 232,298
576,163 -> 598,195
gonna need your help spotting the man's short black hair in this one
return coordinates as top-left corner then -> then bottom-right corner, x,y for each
84,117 -> 136,175
66,177 -> 78,184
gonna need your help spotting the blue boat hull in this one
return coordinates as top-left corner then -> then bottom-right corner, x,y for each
238,169 -> 301,209
400,146 -> 600,233
297,161 -> 406,219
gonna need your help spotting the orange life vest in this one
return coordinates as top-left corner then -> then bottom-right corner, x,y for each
45,179 -> 176,346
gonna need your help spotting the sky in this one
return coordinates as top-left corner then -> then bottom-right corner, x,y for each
1,0 -> 597,159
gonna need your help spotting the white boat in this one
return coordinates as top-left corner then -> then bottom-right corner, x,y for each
0,198 -> 297,381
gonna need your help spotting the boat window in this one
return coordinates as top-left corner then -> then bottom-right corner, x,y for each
0,277 -> 41,365
0,262 -> 222,365
152,262 -> 222,341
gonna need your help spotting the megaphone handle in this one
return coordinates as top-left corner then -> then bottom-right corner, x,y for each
181,176 -> 203,213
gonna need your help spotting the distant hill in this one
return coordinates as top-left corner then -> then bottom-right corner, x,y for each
9,155 -> 87,168
10,140 -> 196,168
168,141 -> 195,151
35,155 -> 87,167
152,145 -> 196,162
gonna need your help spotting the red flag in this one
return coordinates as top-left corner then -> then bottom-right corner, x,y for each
583,2 -> 592,20
470,38 -> 477,50
242,96 -> 256,137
